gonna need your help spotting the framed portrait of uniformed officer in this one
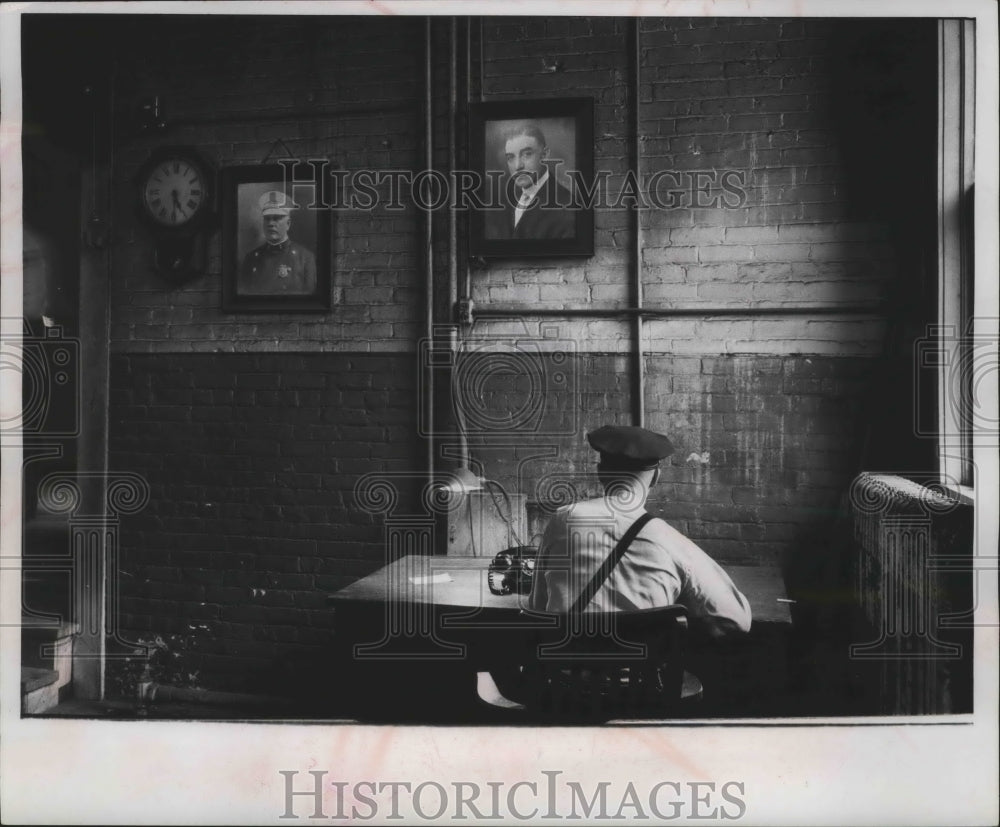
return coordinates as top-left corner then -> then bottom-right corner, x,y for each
221,164 -> 332,311
469,97 -> 594,258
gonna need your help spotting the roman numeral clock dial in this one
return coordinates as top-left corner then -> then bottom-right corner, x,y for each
144,162 -> 204,225
136,148 -> 214,279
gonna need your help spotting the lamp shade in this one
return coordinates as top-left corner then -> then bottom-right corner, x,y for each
441,466 -> 484,494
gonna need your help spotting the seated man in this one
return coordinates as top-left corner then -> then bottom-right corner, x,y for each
480,425 -> 751,711
528,425 -> 752,639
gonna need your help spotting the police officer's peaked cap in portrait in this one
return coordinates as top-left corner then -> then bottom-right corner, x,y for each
587,425 -> 674,471
259,190 -> 296,216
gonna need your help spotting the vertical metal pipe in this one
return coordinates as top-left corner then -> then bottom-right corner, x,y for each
448,18 -> 458,316
479,17 -> 485,102
448,18 -> 469,469
630,18 -> 645,428
423,18 -> 435,486
467,17 -> 473,106
463,16 -> 473,308
462,17 -> 479,313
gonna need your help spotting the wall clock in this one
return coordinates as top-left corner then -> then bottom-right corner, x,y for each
135,146 -> 215,279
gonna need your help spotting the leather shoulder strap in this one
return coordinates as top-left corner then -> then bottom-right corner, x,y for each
569,512 -> 655,614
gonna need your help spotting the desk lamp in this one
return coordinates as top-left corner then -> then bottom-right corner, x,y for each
440,466 -> 484,495
438,466 -> 529,559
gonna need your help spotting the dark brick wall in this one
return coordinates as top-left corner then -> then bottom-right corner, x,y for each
93,15 -> 936,692
473,17 -> 925,346
109,347 -> 868,691
111,16 -> 423,353
109,353 -> 419,691
466,353 -> 872,567
465,16 -> 934,569
107,347 -> 870,688
643,354 -> 871,565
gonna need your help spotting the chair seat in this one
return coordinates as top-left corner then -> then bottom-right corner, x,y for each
475,605 -> 702,722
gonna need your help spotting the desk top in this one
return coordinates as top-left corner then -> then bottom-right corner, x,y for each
329,555 -> 792,625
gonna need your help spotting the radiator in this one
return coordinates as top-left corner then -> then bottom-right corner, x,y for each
849,472 -> 973,714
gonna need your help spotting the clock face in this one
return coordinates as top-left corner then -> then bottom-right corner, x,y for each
141,157 -> 208,227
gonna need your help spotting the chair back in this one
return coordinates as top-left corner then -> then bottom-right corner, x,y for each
522,604 -> 695,721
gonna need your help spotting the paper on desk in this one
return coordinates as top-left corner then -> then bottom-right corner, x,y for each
408,572 -> 453,586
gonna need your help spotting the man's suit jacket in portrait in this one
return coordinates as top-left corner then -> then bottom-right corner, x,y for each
486,172 -> 578,240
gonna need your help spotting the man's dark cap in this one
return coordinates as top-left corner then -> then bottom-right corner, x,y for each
587,425 -> 674,471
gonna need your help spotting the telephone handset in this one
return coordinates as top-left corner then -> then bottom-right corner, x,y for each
487,546 -> 538,596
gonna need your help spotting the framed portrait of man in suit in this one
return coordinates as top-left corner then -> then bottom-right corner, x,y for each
221,164 -> 333,312
469,98 -> 594,258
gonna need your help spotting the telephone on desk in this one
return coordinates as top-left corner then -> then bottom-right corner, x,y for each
487,546 -> 538,596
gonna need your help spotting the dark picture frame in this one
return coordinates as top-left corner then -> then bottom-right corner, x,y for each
469,97 -> 594,258
221,164 -> 332,312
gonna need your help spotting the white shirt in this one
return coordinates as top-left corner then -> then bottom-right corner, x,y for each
513,169 -> 549,228
528,496 -> 752,637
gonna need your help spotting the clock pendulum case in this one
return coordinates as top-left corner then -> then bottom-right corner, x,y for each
135,147 -> 215,279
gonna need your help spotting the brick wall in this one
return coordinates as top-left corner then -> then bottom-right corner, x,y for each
643,354 -> 872,565
468,352 -> 872,567
111,16 -> 423,353
109,352 -> 419,692
105,17 -> 429,692
467,16 -> 935,568
473,17 -> 917,345
95,15 -> 936,692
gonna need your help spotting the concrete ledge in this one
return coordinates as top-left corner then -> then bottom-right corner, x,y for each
22,667 -> 62,715
21,618 -> 80,637
21,667 -> 59,694
22,621 -> 77,693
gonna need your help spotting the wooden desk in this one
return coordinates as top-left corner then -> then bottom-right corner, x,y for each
328,555 -> 792,626
327,555 -> 793,719
328,555 -> 522,612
